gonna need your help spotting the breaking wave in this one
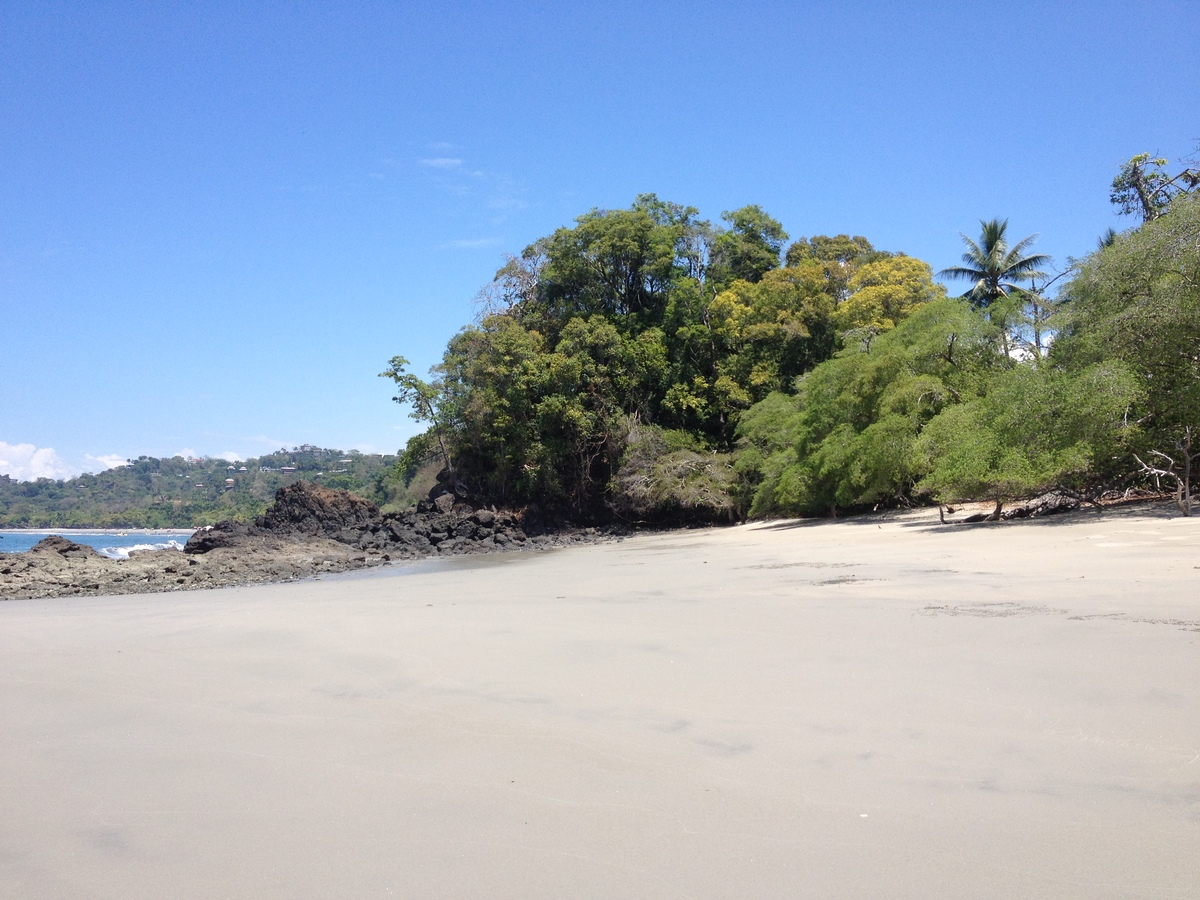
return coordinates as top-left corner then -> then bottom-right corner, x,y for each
98,539 -> 187,560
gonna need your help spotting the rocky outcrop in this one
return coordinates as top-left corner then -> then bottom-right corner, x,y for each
257,482 -> 380,536
2,482 -> 624,602
1,532 -> 380,601
29,535 -> 101,559
182,521 -> 265,554
184,481 -> 623,561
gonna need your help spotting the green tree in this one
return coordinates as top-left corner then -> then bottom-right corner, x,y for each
913,363 -> 1140,515
533,199 -> 697,330
432,313 -> 670,512
939,218 -> 1050,309
738,298 -> 1005,516
659,261 -> 837,443
1110,152 -> 1200,222
709,205 -> 789,286
379,356 -> 457,484
1055,191 -> 1200,493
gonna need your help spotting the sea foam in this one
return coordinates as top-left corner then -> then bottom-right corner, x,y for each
98,539 -> 187,560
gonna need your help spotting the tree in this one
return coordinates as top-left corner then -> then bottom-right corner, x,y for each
473,240 -> 547,321
939,218 -> 1050,309
709,205 -> 789,286
914,363 -> 1140,516
379,356 -> 457,484
1110,152 -> 1200,222
785,234 -> 881,303
737,298 -> 1007,516
660,261 -> 837,443
1056,191 -> 1200,497
609,421 -> 739,522
535,204 -> 680,328
1007,268 -> 1073,362
834,255 -> 946,333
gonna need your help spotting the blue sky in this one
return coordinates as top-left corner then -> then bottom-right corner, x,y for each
2,1 -> 1197,479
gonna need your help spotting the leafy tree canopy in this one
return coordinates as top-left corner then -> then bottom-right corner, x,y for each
381,171 -> 1199,522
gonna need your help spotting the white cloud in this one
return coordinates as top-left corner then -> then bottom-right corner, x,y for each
0,441 -> 75,481
447,237 -> 502,249
417,153 -> 526,219
248,434 -> 293,448
419,157 -> 464,169
217,450 -> 244,462
176,448 -> 198,459
82,454 -> 128,472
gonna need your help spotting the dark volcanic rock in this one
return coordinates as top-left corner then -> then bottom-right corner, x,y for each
5,480 -> 627,602
185,521 -> 265,554
257,482 -> 379,538
31,535 -> 100,559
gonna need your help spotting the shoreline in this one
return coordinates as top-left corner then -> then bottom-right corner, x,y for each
2,495 -> 1186,601
2,505 -> 1196,896
0,527 -> 195,535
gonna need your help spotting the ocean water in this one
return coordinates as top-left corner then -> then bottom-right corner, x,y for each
0,530 -> 194,559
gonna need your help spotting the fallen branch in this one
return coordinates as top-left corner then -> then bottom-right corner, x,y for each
1133,427 -> 1197,516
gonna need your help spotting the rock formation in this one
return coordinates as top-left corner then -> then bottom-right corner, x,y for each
2,482 -> 622,601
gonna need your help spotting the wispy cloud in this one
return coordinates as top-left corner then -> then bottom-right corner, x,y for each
420,157 -> 465,169
414,151 -> 526,215
446,237 -> 503,249
486,175 -> 526,212
248,435 -> 293,449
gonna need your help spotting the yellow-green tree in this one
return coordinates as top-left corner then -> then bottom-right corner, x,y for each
834,255 -> 945,333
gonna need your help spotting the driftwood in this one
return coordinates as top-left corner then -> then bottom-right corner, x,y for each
940,493 -> 1080,525
1134,427 -> 1197,517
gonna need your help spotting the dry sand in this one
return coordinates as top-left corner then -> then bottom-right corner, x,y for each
1,505 -> 1197,898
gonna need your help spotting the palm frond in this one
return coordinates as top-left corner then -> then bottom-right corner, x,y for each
1006,233 -> 1039,255
938,265 -> 985,281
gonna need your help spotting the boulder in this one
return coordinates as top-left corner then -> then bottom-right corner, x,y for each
30,535 -> 99,559
257,482 -> 379,538
184,522 -> 264,554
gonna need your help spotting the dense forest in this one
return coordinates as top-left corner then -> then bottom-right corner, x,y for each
5,153 -> 1195,530
0,446 -> 410,528
384,151 -> 1200,521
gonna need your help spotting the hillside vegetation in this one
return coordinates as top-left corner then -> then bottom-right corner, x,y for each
0,447 -> 409,528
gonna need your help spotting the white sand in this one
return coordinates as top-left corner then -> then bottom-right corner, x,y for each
1,506 -> 1197,898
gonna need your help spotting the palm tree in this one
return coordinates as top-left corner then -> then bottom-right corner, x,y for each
939,219 -> 1050,309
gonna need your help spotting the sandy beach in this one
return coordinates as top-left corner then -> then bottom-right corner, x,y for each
1,505 -> 1197,898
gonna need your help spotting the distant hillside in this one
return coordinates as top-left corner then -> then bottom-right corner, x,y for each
0,446 -> 414,528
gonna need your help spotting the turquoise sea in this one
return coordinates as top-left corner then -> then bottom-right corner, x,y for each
0,530 -> 194,559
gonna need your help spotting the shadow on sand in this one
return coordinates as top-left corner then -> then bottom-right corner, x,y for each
753,498 -> 1184,535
